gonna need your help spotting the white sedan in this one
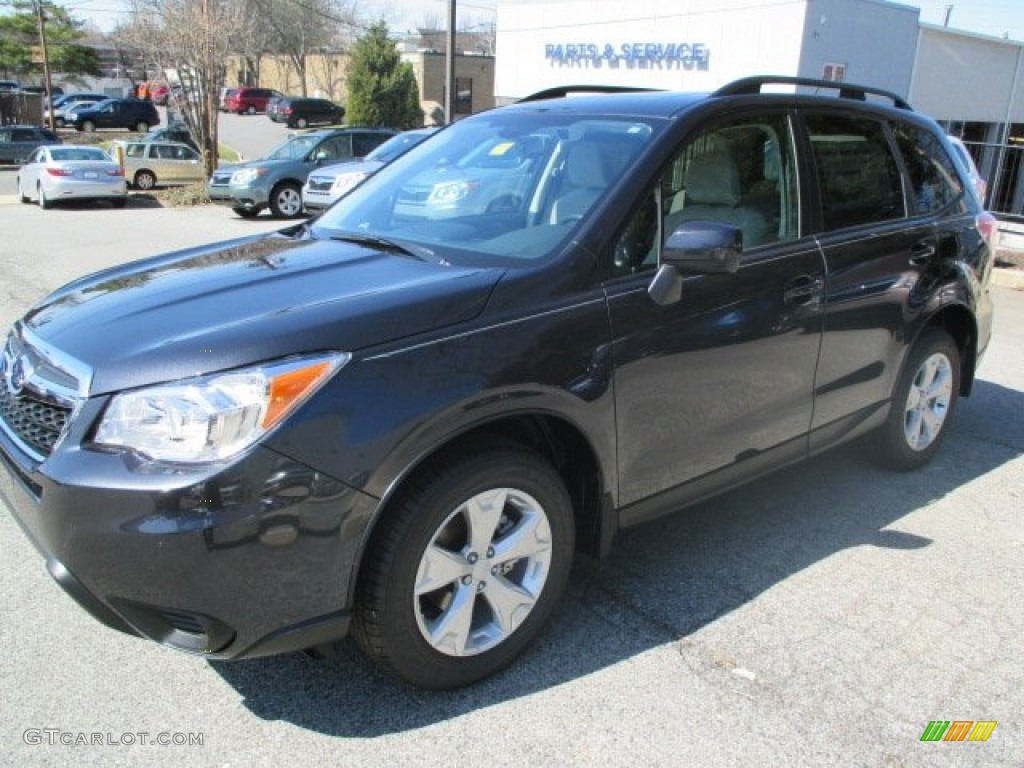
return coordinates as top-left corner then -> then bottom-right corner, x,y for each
16,145 -> 128,209
302,127 -> 438,212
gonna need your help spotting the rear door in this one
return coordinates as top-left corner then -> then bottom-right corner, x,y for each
800,111 -> 944,445
607,110 -> 826,512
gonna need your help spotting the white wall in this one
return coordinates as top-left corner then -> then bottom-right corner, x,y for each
911,25 -> 1024,122
797,0 -> 919,96
495,0 -> 808,102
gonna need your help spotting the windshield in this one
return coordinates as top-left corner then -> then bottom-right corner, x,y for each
264,134 -> 324,162
313,112 -> 658,265
366,129 -> 437,164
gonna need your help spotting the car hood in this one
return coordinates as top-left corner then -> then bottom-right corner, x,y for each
23,231 -> 501,395
308,159 -> 382,181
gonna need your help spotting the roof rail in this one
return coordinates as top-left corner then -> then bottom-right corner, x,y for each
713,76 -> 913,111
518,85 -> 661,103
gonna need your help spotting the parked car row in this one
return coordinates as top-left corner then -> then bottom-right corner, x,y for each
207,127 -> 396,218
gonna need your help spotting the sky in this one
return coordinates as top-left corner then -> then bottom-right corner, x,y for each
31,0 -> 1024,43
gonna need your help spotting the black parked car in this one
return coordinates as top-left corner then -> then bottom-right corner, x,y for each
0,76 -> 997,690
269,96 -> 345,128
72,97 -> 160,132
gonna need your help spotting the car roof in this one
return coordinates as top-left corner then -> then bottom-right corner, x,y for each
505,78 -> 919,121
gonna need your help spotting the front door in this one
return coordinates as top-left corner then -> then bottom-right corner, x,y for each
607,111 -> 826,510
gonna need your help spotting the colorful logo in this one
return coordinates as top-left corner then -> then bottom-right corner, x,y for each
920,721 -> 997,742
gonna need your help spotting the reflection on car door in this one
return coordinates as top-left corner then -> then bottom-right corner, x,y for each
606,111 -> 826,518
802,112 -> 951,447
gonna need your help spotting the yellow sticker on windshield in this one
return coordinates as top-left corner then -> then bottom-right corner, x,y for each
490,142 -> 515,156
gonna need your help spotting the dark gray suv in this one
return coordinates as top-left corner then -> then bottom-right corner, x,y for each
0,76 -> 996,689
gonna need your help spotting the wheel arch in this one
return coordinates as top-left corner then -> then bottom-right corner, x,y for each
350,411 -> 615,604
133,168 -> 157,188
923,302 -> 977,396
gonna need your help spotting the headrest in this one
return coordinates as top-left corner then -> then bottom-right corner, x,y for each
685,150 -> 741,206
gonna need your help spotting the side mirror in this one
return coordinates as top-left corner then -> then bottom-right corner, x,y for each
663,221 -> 742,275
648,221 -> 743,306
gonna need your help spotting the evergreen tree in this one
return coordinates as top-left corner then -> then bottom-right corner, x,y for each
345,21 -> 421,129
0,2 -> 99,79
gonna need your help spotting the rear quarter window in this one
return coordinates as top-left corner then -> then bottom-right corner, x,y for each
892,122 -> 964,214
806,114 -> 905,231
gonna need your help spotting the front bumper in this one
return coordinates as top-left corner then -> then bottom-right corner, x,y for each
207,182 -> 269,210
0,405 -> 377,659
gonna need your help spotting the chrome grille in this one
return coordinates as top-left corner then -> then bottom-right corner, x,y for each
210,171 -> 232,186
0,385 -> 70,456
0,325 -> 89,461
307,177 -> 333,192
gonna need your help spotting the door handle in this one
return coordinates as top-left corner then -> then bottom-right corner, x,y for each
783,275 -> 823,305
909,241 -> 936,265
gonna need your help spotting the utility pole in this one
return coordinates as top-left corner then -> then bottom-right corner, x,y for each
445,0 -> 456,124
34,0 -> 55,131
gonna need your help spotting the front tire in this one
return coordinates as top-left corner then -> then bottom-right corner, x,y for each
268,182 -> 303,218
353,443 -> 575,689
133,170 -> 157,190
877,328 -> 960,470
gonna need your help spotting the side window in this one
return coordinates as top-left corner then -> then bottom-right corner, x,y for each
12,129 -> 35,141
126,143 -> 145,158
892,121 -> 963,214
610,112 -> 799,277
353,133 -> 384,157
805,114 -> 905,231
319,135 -> 353,161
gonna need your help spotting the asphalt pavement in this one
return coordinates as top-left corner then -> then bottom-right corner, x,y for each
0,198 -> 1021,767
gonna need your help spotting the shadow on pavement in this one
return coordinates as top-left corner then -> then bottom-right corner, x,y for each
209,378 -> 1023,735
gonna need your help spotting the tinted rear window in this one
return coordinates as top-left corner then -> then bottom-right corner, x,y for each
806,114 -> 905,231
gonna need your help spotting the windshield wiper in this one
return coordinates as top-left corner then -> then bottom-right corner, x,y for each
329,232 -> 433,260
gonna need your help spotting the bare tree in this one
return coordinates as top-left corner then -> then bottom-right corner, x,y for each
247,0 -> 359,97
116,0 -> 249,175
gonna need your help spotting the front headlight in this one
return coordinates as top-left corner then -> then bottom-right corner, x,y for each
331,171 -> 369,196
427,180 -> 479,206
230,167 -> 266,185
93,353 -> 349,463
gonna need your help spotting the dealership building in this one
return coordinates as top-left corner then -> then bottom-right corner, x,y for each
494,0 -> 1024,215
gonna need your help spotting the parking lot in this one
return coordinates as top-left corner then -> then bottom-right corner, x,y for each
0,197 -> 1022,766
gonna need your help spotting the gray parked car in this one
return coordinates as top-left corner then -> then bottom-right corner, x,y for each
0,125 -> 60,165
207,127 -> 396,218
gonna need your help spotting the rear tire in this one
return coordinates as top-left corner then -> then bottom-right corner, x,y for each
353,443 -> 575,689
38,184 -> 51,209
876,328 -> 960,470
17,178 -> 29,204
295,117 -> 309,129
247,105 -> 256,115
134,121 -> 150,132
